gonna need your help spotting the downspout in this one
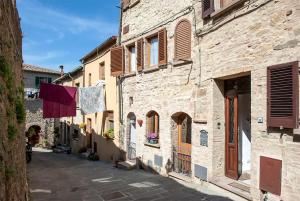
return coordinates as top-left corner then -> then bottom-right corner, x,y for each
117,1 -> 124,149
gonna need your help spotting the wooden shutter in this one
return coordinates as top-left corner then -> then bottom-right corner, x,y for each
137,38 -> 144,71
123,0 -> 130,9
158,28 -> 167,65
111,46 -> 124,77
267,61 -> 299,128
202,0 -> 215,19
175,19 -> 192,60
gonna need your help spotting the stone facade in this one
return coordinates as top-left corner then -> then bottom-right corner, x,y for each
54,67 -> 86,154
0,0 -> 28,200
120,0 -> 300,200
23,66 -> 60,147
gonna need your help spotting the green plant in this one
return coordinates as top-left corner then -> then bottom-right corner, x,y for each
7,124 -> 17,140
0,83 -> 4,95
88,153 -> 99,161
15,98 -> 25,123
0,56 -> 10,79
27,127 -> 36,138
104,128 -> 114,139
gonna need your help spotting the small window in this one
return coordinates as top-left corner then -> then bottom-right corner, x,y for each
147,35 -> 159,67
87,118 -> 92,133
106,112 -> 114,130
128,45 -> 137,73
75,83 -> 80,106
267,61 -> 299,128
35,77 -> 51,88
73,129 -> 79,139
146,111 -> 159,144
88,73 -> 92,86
99,62 -> 105,80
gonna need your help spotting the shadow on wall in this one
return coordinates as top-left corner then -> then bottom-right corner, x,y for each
55,122 -> 126,164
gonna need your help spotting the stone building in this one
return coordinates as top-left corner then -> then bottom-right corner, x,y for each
53,66 -> 85,153
23,64 -> 61,147
111,0 -> 300,200
0,0 -> 28,200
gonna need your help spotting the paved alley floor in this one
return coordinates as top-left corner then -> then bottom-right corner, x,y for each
28,148 -> 246,201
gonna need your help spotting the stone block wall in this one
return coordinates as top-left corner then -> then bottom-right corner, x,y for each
196,0 -> 300,200
0,1 -> 28,200
121,0 -> 204,175
25,99 -> 55,147
121,0 -> 300,200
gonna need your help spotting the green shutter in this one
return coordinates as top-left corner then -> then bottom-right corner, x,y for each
48,77 -> 52,83
35,77 -> 40,88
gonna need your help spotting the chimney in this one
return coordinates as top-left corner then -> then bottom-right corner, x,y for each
59,65 -> 64,76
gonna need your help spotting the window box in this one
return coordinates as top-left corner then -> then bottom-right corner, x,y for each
144,142 -> 160,149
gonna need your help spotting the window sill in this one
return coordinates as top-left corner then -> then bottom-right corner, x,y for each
173,59 -> 193,67
143,66 -> 160,73
144,142 -> 160,149
211,0 -> 247,19
123,72 -> 137,78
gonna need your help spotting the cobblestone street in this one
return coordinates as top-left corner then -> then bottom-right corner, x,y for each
28,148 -> 246,201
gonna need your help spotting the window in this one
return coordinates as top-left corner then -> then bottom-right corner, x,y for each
99,62 -> 105,80
73,129 -> 79,139
128,45 -> 137,73
146,111 -> 159,144
147,35 -> 159,67
267,61 -> 299,129
87,118 -> 92,133
35,77 -> 52,88
175,19 -> 192,60
75,83 -> 80,106
88,73 -> 92,86
106,112 -> 114,130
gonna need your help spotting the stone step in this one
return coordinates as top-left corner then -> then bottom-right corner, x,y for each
117,161 -> 136,170
168,172 -> 192,183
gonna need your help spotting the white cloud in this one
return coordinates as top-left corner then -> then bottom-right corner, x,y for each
24,51 -> 69,64
18,0 -> 117,38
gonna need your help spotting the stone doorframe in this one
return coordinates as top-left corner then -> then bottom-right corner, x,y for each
126,112 -> 136,160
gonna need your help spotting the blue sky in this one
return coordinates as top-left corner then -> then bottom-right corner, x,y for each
17,0 -> 120,72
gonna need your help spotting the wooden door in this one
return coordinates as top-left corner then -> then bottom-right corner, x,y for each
178,115 -> 191,155
225,95 -> 239,180
177,114 -> 192,174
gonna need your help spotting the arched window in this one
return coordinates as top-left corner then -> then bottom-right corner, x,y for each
146,111 -> 159,144
174,19 -> 192,60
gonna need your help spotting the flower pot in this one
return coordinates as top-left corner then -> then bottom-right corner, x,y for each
148,139 -> 158,144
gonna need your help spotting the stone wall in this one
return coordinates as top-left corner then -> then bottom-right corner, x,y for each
25,99 -> 55,147
196,0 -> 300,200
121,0 -> 300,200
0,1 -> 28,201
121,0 -> 203,175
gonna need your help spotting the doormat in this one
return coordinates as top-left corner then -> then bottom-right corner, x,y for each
228,182 -> 250,193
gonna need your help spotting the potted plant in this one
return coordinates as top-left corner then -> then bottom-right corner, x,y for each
147,133 -> 158,144
104,128 -> 114,140
79,123 -> 86,130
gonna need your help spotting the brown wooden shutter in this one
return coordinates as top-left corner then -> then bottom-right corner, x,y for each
122,0 -> 130,9
267,61 -> 299,129
137,38 -> 144,71
202,0 -> 215,19
175,19 -> 192,60
111,46 -> 124,77
158,28 -> 167,65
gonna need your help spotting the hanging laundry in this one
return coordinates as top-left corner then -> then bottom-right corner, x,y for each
39,83 -> 77,118
79,83 -> 105,115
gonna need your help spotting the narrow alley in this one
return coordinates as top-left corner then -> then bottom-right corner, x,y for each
28,148 -> 245,201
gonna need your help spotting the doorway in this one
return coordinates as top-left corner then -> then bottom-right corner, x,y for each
225,76 -> 251,181
127,113 -> 136,160
171,112 -> 192,176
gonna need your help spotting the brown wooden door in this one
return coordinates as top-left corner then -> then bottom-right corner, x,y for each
178,114 -> 191,156
225,95 -> 239,180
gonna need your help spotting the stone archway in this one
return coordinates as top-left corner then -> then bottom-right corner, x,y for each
171,112 -> 192,176
26,125 -> 42,146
